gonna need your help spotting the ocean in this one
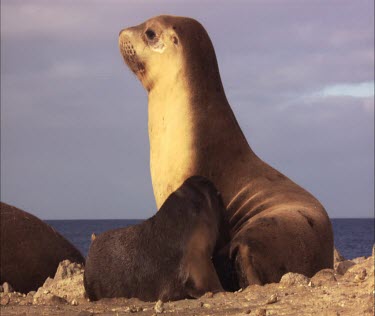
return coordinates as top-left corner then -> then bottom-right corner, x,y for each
46,218 -> 374,260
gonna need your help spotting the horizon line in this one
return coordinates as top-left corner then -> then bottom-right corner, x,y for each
43,217 -> 375,221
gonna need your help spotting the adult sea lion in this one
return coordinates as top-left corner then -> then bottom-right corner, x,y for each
119,15 -> 334,287
0,202 -> 85,293
84,176 -> 225,301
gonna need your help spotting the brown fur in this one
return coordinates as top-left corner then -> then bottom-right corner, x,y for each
0,202 -> 84,293
119,15 -> 334,287
84,176 -> 224,301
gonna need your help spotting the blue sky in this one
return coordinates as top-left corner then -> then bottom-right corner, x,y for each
1,0 -> 374,219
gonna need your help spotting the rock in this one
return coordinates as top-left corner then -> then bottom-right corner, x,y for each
33,260 -> 86,303
202,291 -> 214,298
1,295 -> 10,306
266,294 -> 278,304
42,277 -> 54,288
335,260 -> 355,275
354,268 -> 367,282
244,308 -> 252,314
71,299 -> 78,306
280,272 -> 310,286
311,269 -> 337,287
129,305 -> 143,313
3,282 -> 14,293
334,247 -> 345,263
254,308 -> 267,316
352,257 -> 367,264
54,260 -> 83,281
154,300 -> 164,314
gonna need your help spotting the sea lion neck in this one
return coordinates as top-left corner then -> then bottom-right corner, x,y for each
148,71 -> 254,209
146,15 -> 257,208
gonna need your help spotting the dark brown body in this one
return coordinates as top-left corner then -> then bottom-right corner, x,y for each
119,15 -> 334,288
84,176 -> 224,302
0,202 -> 85,293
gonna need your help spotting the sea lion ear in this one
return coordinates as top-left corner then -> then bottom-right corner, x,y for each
171,34 -> 179,45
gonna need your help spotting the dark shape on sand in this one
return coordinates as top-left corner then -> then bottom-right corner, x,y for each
0,202 -> 85,293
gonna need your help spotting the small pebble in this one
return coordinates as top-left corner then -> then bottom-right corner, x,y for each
354,268 -> 367,282
1,295 -> 10,306
266,294 -> 278,304
71,299 -> 78,306
130,305 -> 143,313
254,308 -> 266,316
244,308 -> 252,314
3,282 -> 13,293
154,300 -> 164,314
202,291 -> 214,298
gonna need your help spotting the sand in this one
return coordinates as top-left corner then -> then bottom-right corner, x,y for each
1,249 -> 374,316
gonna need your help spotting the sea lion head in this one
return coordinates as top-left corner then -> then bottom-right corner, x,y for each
119,15 -> 221,93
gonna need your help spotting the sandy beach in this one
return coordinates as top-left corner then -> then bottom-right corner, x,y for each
1,248 -> 373,316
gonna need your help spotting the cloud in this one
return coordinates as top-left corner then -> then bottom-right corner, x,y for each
318,82 -> 374,98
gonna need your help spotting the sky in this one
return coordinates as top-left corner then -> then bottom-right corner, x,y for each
1,0 -> 374,219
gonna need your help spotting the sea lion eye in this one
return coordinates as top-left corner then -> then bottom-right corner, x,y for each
145,29 -> 156,40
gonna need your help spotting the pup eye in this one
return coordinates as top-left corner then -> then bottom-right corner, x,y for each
145,29 -> 156,40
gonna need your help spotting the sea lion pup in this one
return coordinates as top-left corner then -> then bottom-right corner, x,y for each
84,176 -> 225,301
119,15 -> 334,288
0,202 -> 85,293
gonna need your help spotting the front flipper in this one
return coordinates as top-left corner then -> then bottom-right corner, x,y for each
185,256 -> 223,298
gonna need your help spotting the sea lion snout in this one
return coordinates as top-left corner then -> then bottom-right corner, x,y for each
118,29 -> 136,57
120,40 -> 136,57
119,32 -> 146,77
